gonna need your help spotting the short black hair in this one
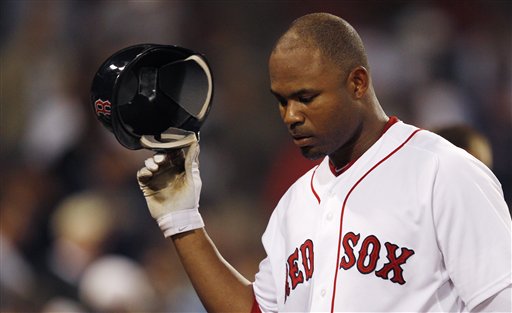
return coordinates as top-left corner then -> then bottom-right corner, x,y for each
273,13 -> 369,74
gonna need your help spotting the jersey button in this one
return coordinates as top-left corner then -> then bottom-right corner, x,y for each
321,289 -> 326,297
326,213 -> 333,221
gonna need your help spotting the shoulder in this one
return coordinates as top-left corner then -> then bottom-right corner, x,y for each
382,121 -> 503,200
391,122 -> 495,178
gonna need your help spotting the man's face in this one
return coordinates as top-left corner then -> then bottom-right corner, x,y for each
269,47 -> 362,160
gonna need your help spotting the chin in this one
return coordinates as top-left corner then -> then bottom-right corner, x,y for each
300,146 -> 326,161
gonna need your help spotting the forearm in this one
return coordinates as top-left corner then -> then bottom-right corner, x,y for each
172,228 -> 254,313
138,145 -> 255,311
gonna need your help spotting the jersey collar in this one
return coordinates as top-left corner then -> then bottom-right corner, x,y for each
329,116 -> 399,176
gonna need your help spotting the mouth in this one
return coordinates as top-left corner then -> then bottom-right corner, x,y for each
292,135 -> 314,147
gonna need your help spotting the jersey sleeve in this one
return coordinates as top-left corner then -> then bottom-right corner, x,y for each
253,257 -> 277,313
253,199 -> 287,313
432,150 -> 512,311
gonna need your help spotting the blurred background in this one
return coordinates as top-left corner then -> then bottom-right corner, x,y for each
0,1 -> 510,312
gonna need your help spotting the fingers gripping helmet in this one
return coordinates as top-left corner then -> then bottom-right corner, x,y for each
90,44 -> 213,150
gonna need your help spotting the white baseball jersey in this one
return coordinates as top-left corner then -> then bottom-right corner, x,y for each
253,119 -> 511,312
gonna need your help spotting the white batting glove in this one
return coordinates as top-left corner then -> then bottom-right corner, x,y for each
137,142 -> 204,237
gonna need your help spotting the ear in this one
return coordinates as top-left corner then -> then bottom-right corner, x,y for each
347,66 -> 369,99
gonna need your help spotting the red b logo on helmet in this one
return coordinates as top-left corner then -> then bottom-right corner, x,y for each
95,99 -> 112,117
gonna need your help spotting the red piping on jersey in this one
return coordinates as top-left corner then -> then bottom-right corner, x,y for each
329,159 -> 356,177
310,165 -> 321,204
329,128 -> 422,313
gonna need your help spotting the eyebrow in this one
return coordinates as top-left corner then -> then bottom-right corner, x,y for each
270,88 -> 316,99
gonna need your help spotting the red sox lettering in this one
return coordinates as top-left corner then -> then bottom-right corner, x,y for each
340,231 -> 415,285
94,99 -> 112,117
284,232 -> 415,302
285,239 -> 314,302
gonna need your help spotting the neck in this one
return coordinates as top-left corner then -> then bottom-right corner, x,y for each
329,111 -> 389,169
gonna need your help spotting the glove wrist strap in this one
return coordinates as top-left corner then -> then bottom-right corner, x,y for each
156,209 -> 204,237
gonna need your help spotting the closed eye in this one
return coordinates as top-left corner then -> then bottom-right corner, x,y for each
279,97 -> 288,106
298,94 -> 316,104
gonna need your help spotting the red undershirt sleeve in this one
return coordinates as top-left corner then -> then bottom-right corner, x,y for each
251,294 -> 262,313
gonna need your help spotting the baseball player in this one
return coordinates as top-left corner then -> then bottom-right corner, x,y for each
137,13 -> 511,312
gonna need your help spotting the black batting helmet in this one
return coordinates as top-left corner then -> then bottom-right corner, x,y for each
90,44 -> 213,150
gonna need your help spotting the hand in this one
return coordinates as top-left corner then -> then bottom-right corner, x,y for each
137,142 -> 204,237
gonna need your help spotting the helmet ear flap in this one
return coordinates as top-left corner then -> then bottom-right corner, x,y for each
90,44 -> 214,151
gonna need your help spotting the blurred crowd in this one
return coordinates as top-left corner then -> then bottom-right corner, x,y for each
0,1 -> 510,312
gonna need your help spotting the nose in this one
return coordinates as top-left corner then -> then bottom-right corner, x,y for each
281,101 -> 304,129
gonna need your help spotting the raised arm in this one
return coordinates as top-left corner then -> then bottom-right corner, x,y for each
172,228 -> 254,312
137,142 -> 255,312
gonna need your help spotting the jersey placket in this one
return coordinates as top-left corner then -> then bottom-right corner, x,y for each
307,172 -> 356,312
